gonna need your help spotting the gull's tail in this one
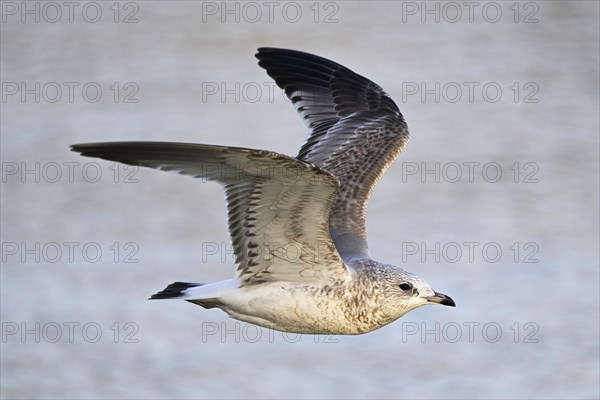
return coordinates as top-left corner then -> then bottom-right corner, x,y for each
149,282 -> 223,309
149,282 -> 204,300
149,279 -> 237,309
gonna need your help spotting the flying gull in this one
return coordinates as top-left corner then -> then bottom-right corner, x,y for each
71,47 -> 455,335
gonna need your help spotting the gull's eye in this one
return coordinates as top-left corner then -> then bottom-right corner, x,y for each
399,283 -> 413,291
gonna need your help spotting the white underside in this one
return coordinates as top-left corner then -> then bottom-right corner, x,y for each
178,278 -> 372,334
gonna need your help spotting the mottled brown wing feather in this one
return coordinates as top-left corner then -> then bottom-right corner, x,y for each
71,142 -> 348,285
256,48 -> 409,260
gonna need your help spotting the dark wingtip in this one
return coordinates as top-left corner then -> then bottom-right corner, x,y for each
255,46 -> 274,60
70,143 -> 84,152
70,142 -> 114,157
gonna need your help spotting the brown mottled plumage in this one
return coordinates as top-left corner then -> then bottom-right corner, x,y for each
257,48 -> 409,260
71,48 -> 454,335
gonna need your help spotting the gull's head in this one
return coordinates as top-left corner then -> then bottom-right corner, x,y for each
376,266 -> 456,317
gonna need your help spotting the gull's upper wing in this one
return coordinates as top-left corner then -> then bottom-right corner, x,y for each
256,48 -> 409,261
71,142 -> 348,286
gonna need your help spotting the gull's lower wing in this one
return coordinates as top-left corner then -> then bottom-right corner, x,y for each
256,48 -> 409,261
71,142 -> 348,285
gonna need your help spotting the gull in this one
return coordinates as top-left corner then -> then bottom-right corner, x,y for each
71,47 -> 455,335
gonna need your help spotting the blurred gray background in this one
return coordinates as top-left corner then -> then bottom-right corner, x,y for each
1,1 -> 599,399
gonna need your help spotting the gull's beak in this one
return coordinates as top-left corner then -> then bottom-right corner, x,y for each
427,291 -> 456,307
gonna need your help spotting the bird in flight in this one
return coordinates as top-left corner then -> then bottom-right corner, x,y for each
71,47 -> 455,335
